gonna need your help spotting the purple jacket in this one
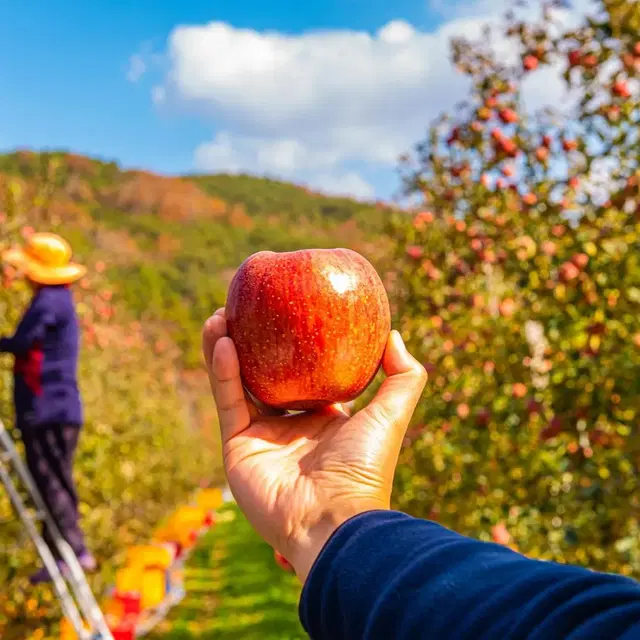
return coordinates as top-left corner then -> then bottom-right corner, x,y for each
0,285 -> 83,430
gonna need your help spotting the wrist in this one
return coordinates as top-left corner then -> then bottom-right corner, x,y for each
288,499 -> 388,584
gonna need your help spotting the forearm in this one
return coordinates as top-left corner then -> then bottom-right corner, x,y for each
0,305 -> 51,354
290,499 -> 388,584
299,511 -> 640,640
0,333 -> 34,354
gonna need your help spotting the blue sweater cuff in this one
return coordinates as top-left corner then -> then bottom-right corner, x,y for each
299,510 -> 416,636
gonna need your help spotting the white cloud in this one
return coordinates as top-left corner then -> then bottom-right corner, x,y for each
151,86 -> 166,105
148,0 -> 591,197
313,173 -> 376,200
127,54 -> 147,83
194,132 -> 375,200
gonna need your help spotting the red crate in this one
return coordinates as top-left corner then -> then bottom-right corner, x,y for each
113,591 -> 142,617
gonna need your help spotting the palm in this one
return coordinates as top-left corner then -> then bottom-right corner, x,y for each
224,407 -> 393,552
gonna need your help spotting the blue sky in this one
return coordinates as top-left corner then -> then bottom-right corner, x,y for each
0,0 -> 571,200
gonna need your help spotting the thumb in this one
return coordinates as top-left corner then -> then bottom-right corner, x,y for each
357,331 -> 427,441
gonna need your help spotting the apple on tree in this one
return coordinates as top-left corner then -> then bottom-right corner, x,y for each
226,248 -> 391,411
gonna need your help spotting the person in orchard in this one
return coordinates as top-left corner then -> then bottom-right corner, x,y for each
0,232 -> 96,584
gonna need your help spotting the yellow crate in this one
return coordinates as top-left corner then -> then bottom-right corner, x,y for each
141,568 -> 167,610
59,618 -> 89,640
169,505 -> 208,530
102,596 -> 125,622
126,544 -> 173,570
196,488 -> 223,511
155,506 -> 207,544
115,566 -> 143,594
151,524 -> 172,543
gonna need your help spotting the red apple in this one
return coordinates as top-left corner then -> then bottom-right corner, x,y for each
523,54 -> 539,71
559,261 -> 580,282
226,249 -> 391,411
492,523 -> 511,545
535,147 -> 549,162
526,399 -> 541,415
476,408 -> 490,426
447,127 -> 460,145
541,240 -> 557,256
571,253 -> 589,269
540,416 -> 563,441
612,80 -> 631,98
499,298 -> 516,317
568,49 -> 582,67
498,108 -> 518,124
457,403 -> 470,419
406,245 -> 424,260
512,383 -> 527,399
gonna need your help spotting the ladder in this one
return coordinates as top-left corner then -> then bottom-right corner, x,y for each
0,419 -> 114,640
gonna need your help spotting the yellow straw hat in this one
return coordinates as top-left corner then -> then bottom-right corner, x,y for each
2,232 -> 87,285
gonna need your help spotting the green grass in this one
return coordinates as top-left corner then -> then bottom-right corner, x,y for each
151,504 -> 307,640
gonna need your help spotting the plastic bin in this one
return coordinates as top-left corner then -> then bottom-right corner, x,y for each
113,591 -> 142,617
197,487 -> 224,511
115,566 -> 143,594
110,620 -> 136,640
141,567 -> 167,609
59,618 -> 90,640
126,544 -> 173,570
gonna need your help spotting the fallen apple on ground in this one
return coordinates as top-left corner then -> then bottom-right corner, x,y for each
226,248 -> 391,411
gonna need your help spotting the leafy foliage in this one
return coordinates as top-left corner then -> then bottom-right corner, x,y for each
389,0 -> 640,575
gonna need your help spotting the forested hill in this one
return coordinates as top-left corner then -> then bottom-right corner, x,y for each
0,150 -> 397,367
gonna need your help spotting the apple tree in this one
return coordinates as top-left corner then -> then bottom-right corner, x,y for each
388,0 -> 640,575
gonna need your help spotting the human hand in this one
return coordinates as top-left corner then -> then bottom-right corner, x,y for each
203,308 -> 427,583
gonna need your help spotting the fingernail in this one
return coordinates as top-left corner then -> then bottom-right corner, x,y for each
391,330 -> 407,353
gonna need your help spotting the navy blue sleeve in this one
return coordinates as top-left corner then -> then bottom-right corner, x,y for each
299,511 -> 640,640
0,300 -> 54,355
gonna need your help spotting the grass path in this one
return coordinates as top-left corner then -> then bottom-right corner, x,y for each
150,504 -> 307,639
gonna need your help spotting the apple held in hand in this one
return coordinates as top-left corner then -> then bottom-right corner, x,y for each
226,248 -> 391,411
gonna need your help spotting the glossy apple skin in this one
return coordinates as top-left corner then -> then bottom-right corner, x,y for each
226,248 -> 391,411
